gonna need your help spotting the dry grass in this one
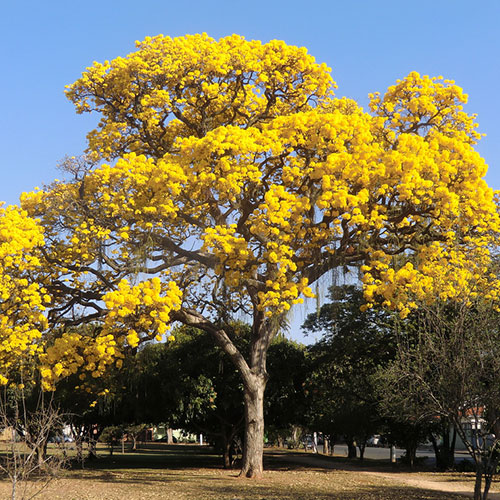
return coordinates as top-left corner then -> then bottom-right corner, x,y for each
0,444 -> 477,500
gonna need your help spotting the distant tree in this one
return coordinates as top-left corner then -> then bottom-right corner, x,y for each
99,426 -> 123,456
376,296 -> 500,500
124,424 -> 148,450
303,284 -> 394,459
265,340 -> 308,447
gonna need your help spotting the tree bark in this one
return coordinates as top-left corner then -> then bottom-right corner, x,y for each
346,436 -> 357,459
358,441 -> 366,461
240,374 -> 267,478
223,438 -> 232,469
166,428 -> 174,445
323,437 -> 329,455
474,460 -> 483,500
406,443 -> 417,468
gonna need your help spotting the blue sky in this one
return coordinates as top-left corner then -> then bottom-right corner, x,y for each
2,0 -> 499,341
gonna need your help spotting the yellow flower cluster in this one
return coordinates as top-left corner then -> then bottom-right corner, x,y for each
67,33 -> 334,161
39,332 -> 120,391
103,277 -> 182,343
370,72 -> 481,144
361,234 -> 498,318
0,205 -> 47,385
36,276 -> 182,390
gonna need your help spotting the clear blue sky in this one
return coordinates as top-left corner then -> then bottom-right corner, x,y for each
1,0 -> 499,341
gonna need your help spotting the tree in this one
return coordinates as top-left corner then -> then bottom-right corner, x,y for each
264,340 -> 308,447
99,425 -> 123,456
0,387 -> 68,500
303,285 -> 393,459
20,34 -> 500,477
377,297 -> 500,500
125,327 -> 245,469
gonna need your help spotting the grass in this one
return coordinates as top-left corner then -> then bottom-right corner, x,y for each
0,443 -> 479,500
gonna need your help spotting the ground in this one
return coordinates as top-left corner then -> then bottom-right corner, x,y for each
0,443 -> 496,499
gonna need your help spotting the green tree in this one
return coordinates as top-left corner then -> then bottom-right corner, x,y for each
131,327 -> 245,468
303,285 -> 394,459
265,340 -> 308,447
115,326 -> 308,468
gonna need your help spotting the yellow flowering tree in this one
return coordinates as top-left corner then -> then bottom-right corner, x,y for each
21,34 -> 500,477
0,205 -> 48,385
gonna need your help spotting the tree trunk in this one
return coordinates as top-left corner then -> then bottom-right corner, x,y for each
166,428 -> 174,444
87,439 -> 98,459
174,307 -> 272,479
223,438 -> 232,469
358,442 -> 366,461
75,439 -> 84,465
36,441 -> 48,469
483,473 -> 493,500
474,460 -> 483,500
430,433 -> 440,466
449,426 -> 457,468
433,422 -> 456,471
11,473 -> 16,500
240,375 -> 266,478
406,443 -> 416,468
346,436 -> 357,459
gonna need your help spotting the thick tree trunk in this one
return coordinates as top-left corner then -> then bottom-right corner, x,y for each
173,308 -> 273,479
433,422 -> 456,471
240,375 -> 266,478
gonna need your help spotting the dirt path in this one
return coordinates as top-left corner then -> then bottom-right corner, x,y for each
266,450 -> 500,499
